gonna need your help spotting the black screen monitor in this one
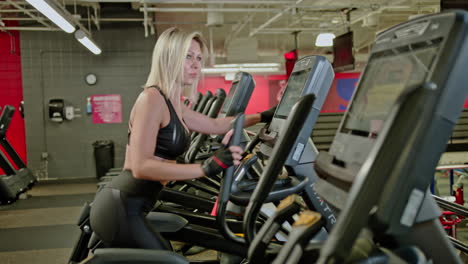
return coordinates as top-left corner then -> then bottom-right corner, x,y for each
342,44 -> 440,138
332,32 -> 355,72
219,71 -> 255,117
274,68 -> 312,119
262,55 -> 334,166
330,36 -> 442,165
221,81 -> 238,114
441,0 -> 468,11
0,106 -> 15,137
316,12 -> 468,263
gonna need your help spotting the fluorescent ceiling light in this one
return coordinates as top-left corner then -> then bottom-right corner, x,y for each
75,30 -> 102,55
213,63 -> 280,68
315,33 -> 335,47
202,67 -> 281,74
25,0 -> 75,33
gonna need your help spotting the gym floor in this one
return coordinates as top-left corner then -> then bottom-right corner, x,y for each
0,173 -> 467,264
0,179 -> 97,264
0,178 -> 220,264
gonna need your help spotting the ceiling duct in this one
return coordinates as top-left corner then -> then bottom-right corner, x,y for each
206,4 -> 224,27
227,37 -> 258,63
362,13 -> 378,27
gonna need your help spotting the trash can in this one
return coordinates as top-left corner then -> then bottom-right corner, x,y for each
93,140 -> 114,179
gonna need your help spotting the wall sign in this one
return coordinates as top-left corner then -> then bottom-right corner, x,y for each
91,94 -> 122,124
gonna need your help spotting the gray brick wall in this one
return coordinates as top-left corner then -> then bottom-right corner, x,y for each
21,27 -> 155,180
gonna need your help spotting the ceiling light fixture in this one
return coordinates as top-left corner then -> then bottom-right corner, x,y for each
315,33 -> 335,47
25,0 -> 75,33
213,63 -> 280,68
75,29 -> 102,55
202,67 -> 281,74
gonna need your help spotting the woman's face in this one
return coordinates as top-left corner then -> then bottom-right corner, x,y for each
183,39 -> 203,86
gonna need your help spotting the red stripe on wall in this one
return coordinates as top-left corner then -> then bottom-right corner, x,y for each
197,75 -> 287,115
0,21 -> 27,173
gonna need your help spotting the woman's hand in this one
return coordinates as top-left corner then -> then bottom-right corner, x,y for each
221,129 -> 243,165
221,129 -> 233,145
260,105 -> 277,123
201,145 -> 243,177
228,145 -> 243,166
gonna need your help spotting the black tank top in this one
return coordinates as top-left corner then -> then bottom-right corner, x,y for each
128,86 -> 190,160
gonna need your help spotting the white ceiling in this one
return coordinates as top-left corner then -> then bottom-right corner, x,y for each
0,0 -> 441,67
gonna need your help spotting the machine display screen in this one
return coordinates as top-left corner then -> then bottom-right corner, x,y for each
221,81 -> 238,114
275,67 -> 312,119
341,43 -> 440,137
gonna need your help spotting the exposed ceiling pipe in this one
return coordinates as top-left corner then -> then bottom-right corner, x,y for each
224,13 -> 253,51
140,7 -> 282,12
15,0 -> 95,36
0,26 -> 62,31
0,17 -> 214,25
145,0 -> 295,3
249,0 -> 304,37
97,18 -> 143,21
0,18 -> 39,21
343,0 -> 423,50
255,29 -> 333,34
149,10 -> 155,35
355,38 -> 375,52
10,0 -> 100,36
143,1 -> 148,37
261,27 -> 331,31
0,9 -> 37,13
0,1 -> 27,5
92,4 -> 100,30
87,6 -> 91,31
152,21 -> 210,25
349,1 -> 421,26
6,0 -> 54,29
208,27 -> 214,65
249,1 -> 435,36
76,0 -> 295,4
0,17 -> 140,21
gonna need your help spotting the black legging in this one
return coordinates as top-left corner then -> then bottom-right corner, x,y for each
90,187 -> 171,250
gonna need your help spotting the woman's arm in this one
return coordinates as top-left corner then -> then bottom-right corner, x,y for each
182,104 -> 262,135
129,89 -> 206,181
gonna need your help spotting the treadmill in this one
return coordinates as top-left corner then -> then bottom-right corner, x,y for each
0,106 -> 37,188
0,106 -> 36,204
0,144 -> 22,204
270,10 -> 468,264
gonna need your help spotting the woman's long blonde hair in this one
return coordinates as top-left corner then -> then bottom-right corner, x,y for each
145,27 -> 208,101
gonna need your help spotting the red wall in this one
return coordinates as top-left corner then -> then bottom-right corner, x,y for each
321,72 -> 468,112
197,72 -> 363,115
0,22 -> 27,171
198,75 -> 287,114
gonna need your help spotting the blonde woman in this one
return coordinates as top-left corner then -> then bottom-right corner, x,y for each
90,27 -> 275,250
